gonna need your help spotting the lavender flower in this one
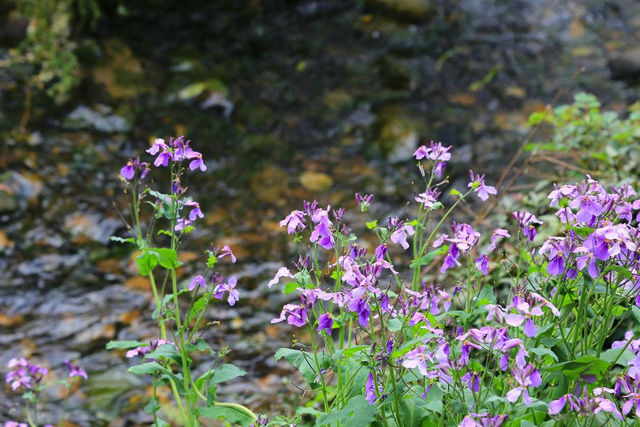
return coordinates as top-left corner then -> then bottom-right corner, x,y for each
280,210 -> 306,234
475,254 -> 488,275
468,170 -> 497,201
214,276 -> 240,306
355,193 -> 374,212
188,274 -> 207,291
64,360 -> 88,380
317,313 -> 333,334
268,267 -> 295,288
513,210 -> 543,242
271,304 -> 308,327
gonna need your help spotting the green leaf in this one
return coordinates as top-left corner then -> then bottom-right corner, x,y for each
296,406 -> 322,418
210,364 -> 247,384
188,338 -> 215,356
144,344 -> 182,364
632,306 -> 640,324
449,189 -> 462,197
317,396 -> 378,426
410,247 -> 448,269
529,347 -> 559,362
198,405 -> 255,427
387,318 -> 403,332
136,251 -> 158,276
600,348 -> 635,366
366,221 -> 377,230
397,397 -> 430,427
106,340 -> 144,350
128,362 -> 164,376
548,355 -> 610,380
284,282 -> 298,294
275,348 -> 328,388
187,295 -> 209,324
153,248 -> 180,270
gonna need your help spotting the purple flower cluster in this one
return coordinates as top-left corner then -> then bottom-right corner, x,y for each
414,141 -> 452,178
433,223 -> 480,273
539,177 -> 640,302
5,358 -> 48,391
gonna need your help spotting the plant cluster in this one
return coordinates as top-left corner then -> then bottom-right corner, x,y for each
7,130 -> 640,426
4,358 -> 87,426
266,141 -> 640,426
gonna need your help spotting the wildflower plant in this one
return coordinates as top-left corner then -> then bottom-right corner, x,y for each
4,357 -> 87,426
268,141 -> 640,426
109,136 -> 256,426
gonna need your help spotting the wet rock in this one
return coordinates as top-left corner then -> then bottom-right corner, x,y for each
609,48 -> 640,81
374,108 -> 421,162
0,189 -> 18,213
3,171 -> 44,204
367,0 -> 434,20
299,171 -> 334,192
63,212 -> 121,244
17,253 -> 83,281
65,105 -> 130,133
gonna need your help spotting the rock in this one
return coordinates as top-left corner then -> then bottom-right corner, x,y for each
299,171 -> 333,192
367,0 -> 434,20
609,48 -> 640,81
63,212 -> 121,244
374,107 -> 422,162
0,189 -> 18,213
65,105 -> 130,133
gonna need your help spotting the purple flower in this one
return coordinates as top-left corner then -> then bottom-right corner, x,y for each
184,200 -> 204,222
389,218 -> 415,250
120,157 -> 150,181
488,228 -> 510,252
214,276 -> 239,306
4,422 -> 28,427
268,267 -> 295,288
365,373 -> 375,404
415,188 -> 441,209
219,245 -> 237,263
317,313 -> 333,334
460,413 -> 507,427
188,275 -> 207,291
468,170 -> 497,201
64,360 -> 88,380
475,254 -> 488,275
402,346 -> 431,376
355,193 -> 374,212
506,364 -> 541,405
271,304 -> 308,327
280,210 -> 306,234
513,210 -> 543,242
414,141 -> 452,178
5,358 -> 48,391
126,340 -> 173,358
